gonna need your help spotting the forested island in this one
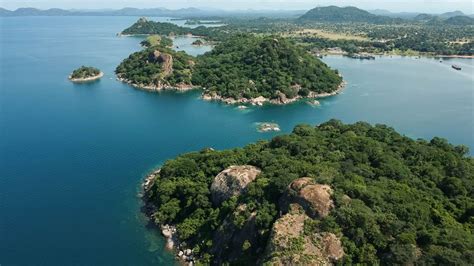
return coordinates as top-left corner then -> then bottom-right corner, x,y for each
116,34 -> 343,105
142,120 -> 474,265
69,66 -> 103,82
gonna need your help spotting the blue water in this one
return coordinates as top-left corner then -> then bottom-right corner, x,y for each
0,16 -> 473,265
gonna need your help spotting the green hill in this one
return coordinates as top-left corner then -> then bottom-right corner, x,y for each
299,6 -> 394,23
193,35 -> 343,103
120,17 -> 192,35
444,15 -> 474,25
115,43 -> 195,90
142,120 -> 474,265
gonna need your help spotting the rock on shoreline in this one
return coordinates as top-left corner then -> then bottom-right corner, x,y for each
202,81 -> 346,106
116,77 -> 197,92
141,169 -> 196,265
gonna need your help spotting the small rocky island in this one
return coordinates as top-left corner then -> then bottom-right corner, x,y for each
69,66 -> 103,82
191,39 -> 204,46
257,122 -> 281,132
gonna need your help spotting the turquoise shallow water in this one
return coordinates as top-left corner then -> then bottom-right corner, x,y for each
0,16 -> 473,265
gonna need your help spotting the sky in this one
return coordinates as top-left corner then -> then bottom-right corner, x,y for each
1,0 -> 473,14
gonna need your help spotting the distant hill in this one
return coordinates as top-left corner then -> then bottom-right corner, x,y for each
443,15 -> 474,25
440,10 -> 465,18
413,13 -> 435,21
369,9 -> 420,19
299,6 -> 395,23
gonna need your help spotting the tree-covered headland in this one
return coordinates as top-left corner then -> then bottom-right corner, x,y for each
144,120 -> 474,265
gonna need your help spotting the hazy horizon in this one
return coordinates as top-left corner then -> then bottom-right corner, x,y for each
1,0 -> 473,14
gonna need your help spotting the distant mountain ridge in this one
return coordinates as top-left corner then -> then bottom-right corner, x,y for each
0,7 -> 304,18
298,6 -> 473,25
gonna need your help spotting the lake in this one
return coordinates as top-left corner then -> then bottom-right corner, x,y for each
0,16 -> 472,265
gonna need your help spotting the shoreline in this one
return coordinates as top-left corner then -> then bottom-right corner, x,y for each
141,170 -> 196,265
202,81 -> 347,106
117,75 -> 347,106
69,72 -> 104,83
321,50 -> 474,59
117,77 -> 198,92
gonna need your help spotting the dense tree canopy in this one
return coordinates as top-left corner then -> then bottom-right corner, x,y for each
145,120 -> 474,265
70,66 -> 101,79
192,35 -> 342,99
115,43 -> 194,87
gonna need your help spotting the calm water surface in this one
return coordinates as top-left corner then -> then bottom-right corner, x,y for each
0,16 -> 473,265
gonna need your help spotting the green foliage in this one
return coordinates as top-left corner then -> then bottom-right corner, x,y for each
192,35 -> 342,99
122,18 -> 192,36
146,120 -> 473,264
70,66 -> 100,79
115,43 -> 194,87
140,35 -> 173,48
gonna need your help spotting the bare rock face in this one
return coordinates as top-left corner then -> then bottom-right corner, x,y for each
159,53 -> 173,76
149,50 -> 173,77
281,177 -> 334,218
210,165 -> 261,205
264,205 -> 344,265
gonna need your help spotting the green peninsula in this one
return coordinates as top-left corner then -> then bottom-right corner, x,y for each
142,120 -> 474,265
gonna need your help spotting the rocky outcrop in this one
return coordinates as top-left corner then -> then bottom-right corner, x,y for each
264,205 -> 344,265
149,50 -> 173,77
263,178 -> 343,265
210,204 -> 259,264
210,165 -> 261,205
280,177 -> 334,219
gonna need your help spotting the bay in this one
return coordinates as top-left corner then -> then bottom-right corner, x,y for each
0,16 -> 472,265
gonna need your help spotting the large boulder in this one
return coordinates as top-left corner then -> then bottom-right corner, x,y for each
210,165 -> 261,205
264,205 -> 344,265
280,177 -> 334,218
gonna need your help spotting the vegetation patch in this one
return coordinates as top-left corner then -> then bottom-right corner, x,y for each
142,120 -> 474,265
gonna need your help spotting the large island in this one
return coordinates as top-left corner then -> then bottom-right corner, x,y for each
116,34 -> 343,105
142,120 -> 474,265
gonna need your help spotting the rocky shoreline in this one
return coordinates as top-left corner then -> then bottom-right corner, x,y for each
69,72 -> 104,83
117,77 -> 198,92
202,81 -> 346,106
141,170 -> 196,265
116,75 -> 346,106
